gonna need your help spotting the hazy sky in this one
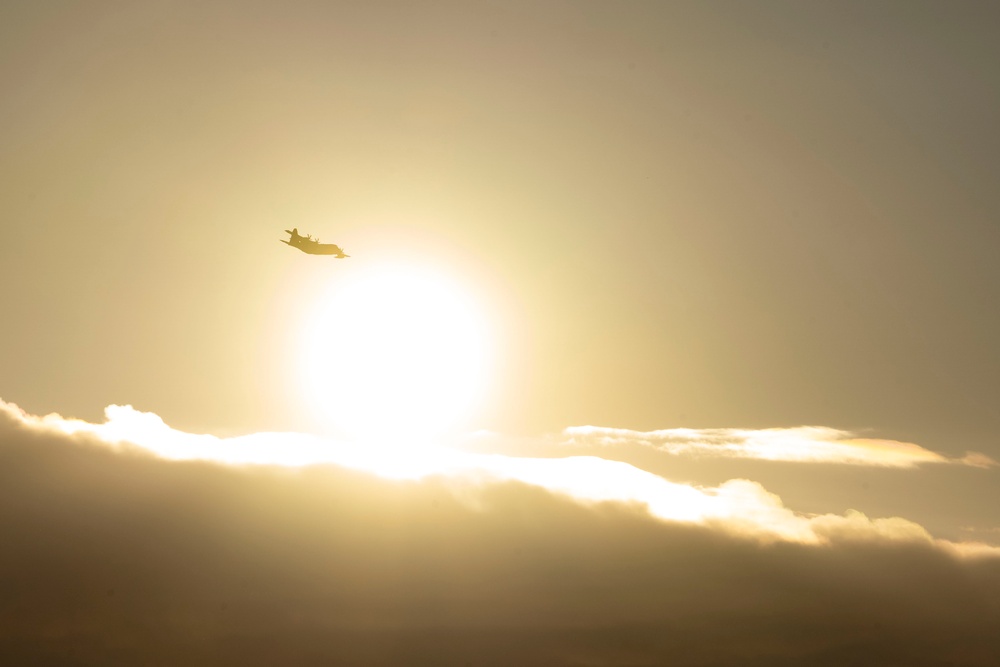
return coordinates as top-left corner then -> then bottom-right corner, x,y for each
2,2 -> 1000,664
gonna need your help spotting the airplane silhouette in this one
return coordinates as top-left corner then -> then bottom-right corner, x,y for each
281,228 -> 349,258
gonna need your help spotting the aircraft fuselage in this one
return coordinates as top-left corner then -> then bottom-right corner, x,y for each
282,229 -> 349,258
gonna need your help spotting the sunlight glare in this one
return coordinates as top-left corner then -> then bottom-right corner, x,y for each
297,261 -> 493,445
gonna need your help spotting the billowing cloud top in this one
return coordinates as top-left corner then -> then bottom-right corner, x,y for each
2,399 -> 996,555
564,424 -> 997,468
3,398 -> 1000,665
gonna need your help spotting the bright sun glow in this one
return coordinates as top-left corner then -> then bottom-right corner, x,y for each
297,262 -> 493,445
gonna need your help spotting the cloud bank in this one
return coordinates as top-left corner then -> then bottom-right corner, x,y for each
4,399 -> 995,553
564,424 -> 997,468
3,399 -> 1000,665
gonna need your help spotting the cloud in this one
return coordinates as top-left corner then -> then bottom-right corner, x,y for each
564,424 -> 997,468
2,399 -> 997,555
2,398 -> 1000,665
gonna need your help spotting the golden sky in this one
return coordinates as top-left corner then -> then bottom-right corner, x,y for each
2,2 -> 1000,664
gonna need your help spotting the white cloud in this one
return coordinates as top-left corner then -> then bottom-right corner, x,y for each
563,424 -> 997,468
2,398 -> 997,558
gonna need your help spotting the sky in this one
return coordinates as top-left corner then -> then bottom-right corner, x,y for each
2,2 -> 1000,664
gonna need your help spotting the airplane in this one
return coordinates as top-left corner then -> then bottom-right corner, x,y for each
281,228 -> 349,258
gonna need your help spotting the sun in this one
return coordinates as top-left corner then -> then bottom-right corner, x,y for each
297,261 -> 493,445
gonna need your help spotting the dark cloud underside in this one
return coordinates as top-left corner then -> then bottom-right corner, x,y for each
3,418 -> 999,666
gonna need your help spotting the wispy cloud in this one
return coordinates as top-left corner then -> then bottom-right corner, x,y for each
563,425 -> 997,468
